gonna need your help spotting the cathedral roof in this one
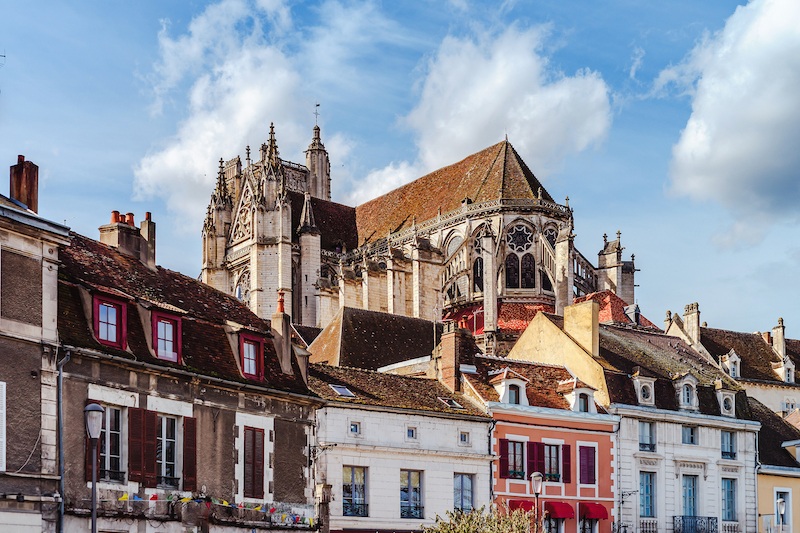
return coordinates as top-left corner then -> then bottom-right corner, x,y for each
308,307 -> 442,370
286,190 -> 358,251
354,140 -> 555,245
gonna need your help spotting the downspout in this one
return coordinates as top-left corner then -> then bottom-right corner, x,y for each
488,417 -> 496,506
754,429 -> 761,533
57,349 -> 71,533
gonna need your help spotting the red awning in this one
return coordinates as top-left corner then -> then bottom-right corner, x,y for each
544,501 -> 575,519
507,499 -> 536,511
580,502 -> 609,520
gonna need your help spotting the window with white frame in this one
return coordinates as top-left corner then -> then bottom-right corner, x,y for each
682,426 -> 698,445
349,421 -> 361,436
721,431 -> 736,459
400,469 -> 423,519
640,471 -> 656,517
543,517 -> 563,533
454,473 -> 473,511
639,421 -> 656,452
682,475 -> 698,516
777,490 -> 791,528
99,406 -> 124,482
343,466 -> 367,517
544,444 -> 560,481
157,415 -> 179,488
721,478 -> 736,521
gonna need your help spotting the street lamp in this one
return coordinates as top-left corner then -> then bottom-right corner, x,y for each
84,403 -> 104,533
777,498 -> 786,532
531,471 -> 543,533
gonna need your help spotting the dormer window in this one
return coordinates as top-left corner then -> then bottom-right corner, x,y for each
721,349 -> 741,378
93,295 -> 127,349
578,393 -> 590,412
152,311 -> 181,363
682,384 -> 694,405
716,389 -> 737,418
239,333 -> 264,379
632,374 -> 656,407
641,385 -> 652,401
675,375 -> 699,411
508,384 -> 521,405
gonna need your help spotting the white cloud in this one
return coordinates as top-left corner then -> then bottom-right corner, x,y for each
665,0 -> 800,227
407,25 -> 610,178
629,46 -> 645,80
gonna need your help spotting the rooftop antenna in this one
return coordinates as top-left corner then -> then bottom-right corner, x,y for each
314,102 -> 320,125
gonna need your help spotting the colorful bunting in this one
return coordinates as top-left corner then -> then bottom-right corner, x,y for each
118,494 -> 129,501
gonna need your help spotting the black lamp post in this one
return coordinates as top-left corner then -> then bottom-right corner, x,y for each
84,403 -> 104,533
777,497 -> 786,532
531,471 -> 543,533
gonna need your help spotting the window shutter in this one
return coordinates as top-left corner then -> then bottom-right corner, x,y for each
561,444 -> 571,483
532,442 -> 545,474
128,407 -> 144,482
254,428 -> 265,499
244,427 -> 254,498
586,447 -> 596,484
183,417 -> 197,492
499,439 -> 509,478
143,410 -> 158,488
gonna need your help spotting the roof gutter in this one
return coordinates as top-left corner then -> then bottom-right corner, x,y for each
63,345 -> 323,409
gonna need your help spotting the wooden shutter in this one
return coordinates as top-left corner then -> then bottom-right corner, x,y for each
561,444 -> 571,483
531,441 -> 545,475
244,427 -> 254,497
499,439 -> 509,478
183,417 -> 197,492
579,446 -> 596,485
143,410 -> 158,488
253,428 -> 265,499
128,407 -> 144,482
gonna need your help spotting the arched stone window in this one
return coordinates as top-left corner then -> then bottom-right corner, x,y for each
473,257 -> 484,293
521,253 -> 536,288
505,255 -> 519,289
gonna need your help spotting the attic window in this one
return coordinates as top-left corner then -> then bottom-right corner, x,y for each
508,384 -> 521,405
330,384 -> 356,398
152,311 -> 181,363
439,397 -> 464,409
640,384 -> 652,401
578,393 -> 590,413
93,295 -> 127,350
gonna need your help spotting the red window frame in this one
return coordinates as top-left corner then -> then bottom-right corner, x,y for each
239,333 -> 264,380
151,311 -> 182,363
93,295 -> 128,349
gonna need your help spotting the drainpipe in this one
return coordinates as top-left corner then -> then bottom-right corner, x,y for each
488,418 -> 496,507
57,349 -> 71,533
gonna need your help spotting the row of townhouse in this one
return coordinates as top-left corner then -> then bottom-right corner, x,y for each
3,154 -> 800,533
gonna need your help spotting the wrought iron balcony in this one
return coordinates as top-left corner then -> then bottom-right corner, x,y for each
639,442 -> 656,452
401,503 -> 424,519
721,450 -> 736,459
674,515 -> 719,533
343,501 -> 368,517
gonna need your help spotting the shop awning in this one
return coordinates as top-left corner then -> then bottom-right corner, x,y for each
580,502 -> 609,520
507,499 -> 535,511
544,501 -> 574,519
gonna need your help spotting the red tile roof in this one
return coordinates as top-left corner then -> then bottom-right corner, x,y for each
574,290 -> 658,329
497,302 -> 554,332
58,232 -> 310,394
354,140 -> 556,245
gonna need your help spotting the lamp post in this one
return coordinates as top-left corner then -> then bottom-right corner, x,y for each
84,403 -> 104,533
777,497 -> 786,533
531,471 -> 543,533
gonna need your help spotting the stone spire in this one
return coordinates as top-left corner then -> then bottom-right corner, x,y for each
211,157 -> 232,207
305,123 -> 331,200
267,123 -> 280,168
297,192 -> 320,235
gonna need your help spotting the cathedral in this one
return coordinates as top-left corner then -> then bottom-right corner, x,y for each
200,124 -> 636,354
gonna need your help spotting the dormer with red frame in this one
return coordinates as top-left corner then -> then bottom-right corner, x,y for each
239,331 -> 266,380
151,310 -> 182,363
93,294 -> 128,350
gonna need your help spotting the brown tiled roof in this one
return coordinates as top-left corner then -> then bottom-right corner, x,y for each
574,291 -> 658,329
286,190 -> 358,252
308,307 -> 443,370
354,141 -> 555,245
308,364 -> 488,418
465,356 -> 577,411
700,327 -> 781,382
786,338 -> 800,369
58,232 -> 310,394
748,397 -> 800,468
497,302 -> 554,332
292,324 -> 322,348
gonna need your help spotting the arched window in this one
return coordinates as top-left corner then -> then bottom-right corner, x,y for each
473,258 -> 484,292
578,393 -> 590,412
541,270 -> 553,292
682,384 -> 694,405
505,255 -> 520,289
521,254 -> 536,288
508,384 -> 521,405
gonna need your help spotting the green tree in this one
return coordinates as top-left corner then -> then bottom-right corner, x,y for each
422,507 -> 534,533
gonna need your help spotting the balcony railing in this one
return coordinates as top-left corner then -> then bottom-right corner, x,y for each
639,518 -> 658,532
639,442 -> 656,452
343,501 -> 368,517
100,469 -> 126,483
721,522 -> 740,533
401,503 -> 424,519
674,516 -> 719,533
721,450 -> 736,459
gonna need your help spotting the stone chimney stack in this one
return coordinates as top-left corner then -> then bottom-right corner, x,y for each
773,317 -> 786,359
99,211 -> 157,269
438,320 -> 468,392
10,155 -> 39,213
564,300 -> 599,357
271,292 -> 294,375
683,303 -> 700,344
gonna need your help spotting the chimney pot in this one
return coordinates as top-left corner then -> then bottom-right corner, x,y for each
17,155 -> 24,164
145,211 -> 151,221
126,213 -> 135,226
111,210 -> 120,223
277,291 -> 285,313
9,155 -> 39,213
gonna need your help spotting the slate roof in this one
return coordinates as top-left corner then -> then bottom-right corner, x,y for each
464,356 -> 577,410
789,338 -> 800,368
308,307 -> 443,370
58,232 -> 310,394
286,190 -> 358,252
354,140 -> 556,245
308,364 -> 488,418
574,291 -> 658,329
748,397 -> 800,468
292,324 -> 322,348
700,327 -> 782,382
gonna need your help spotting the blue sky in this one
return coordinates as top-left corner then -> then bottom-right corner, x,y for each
1,0 -> 798,335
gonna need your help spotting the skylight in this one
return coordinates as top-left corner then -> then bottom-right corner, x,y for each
439,397 -> 464,409
329,384 -> 356,398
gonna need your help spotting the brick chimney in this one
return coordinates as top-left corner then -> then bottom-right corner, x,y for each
438,320 -> 470,392
99,211 -> 157,269
271,292 -> 294,375
564,299 -> 599,357
10,155 -> 38,213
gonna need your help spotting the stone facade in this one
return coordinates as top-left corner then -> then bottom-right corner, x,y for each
200,125 -> 637,354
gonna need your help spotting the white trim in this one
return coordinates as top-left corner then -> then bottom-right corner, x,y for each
146,396 -> 192,417
234,412 -> 274,504
88,384 -> 139,408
